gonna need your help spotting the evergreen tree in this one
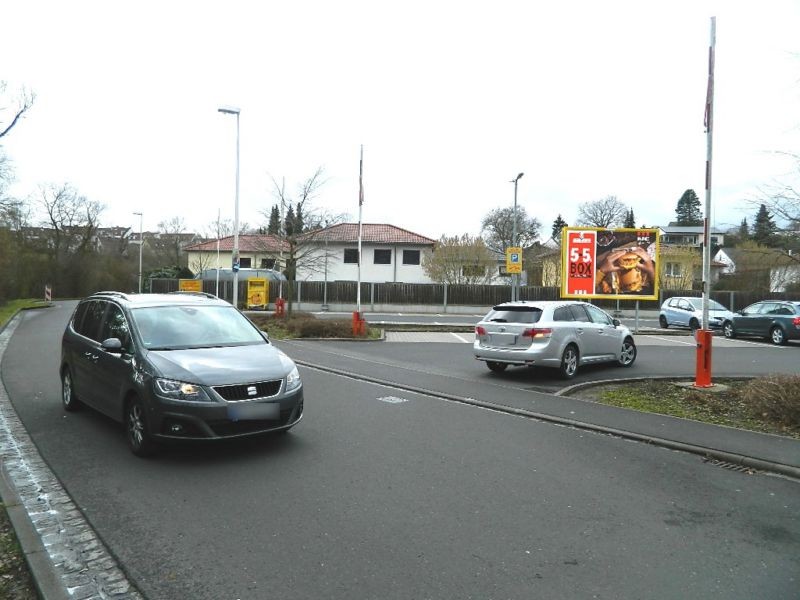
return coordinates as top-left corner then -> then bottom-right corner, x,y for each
551,214 -> 568,241
623,208 -> 636,228
267,205 -> 280,235
284,203 -> 296,237
752,204 -> 777,245
675,189 -> 703,225
295,200 -> 305,234
738,218 -> 749,239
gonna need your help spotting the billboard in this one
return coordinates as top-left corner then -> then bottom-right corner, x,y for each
560,228 -> 660,300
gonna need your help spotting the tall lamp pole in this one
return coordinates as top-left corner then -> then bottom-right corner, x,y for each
218,106 -> 241,308
133,211 -> 143,293
511,172 -> 524,301
322,220 -> 329,311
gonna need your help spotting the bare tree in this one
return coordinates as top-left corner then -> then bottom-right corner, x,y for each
157,216 -> 190,267
38,183 -> 103,260
751,152 -> 800,264
261,167 -> 346,313
422,234 -> 497,284
577,195 -> 627,228
0,82 -> 35,140
480,206 -> 541,255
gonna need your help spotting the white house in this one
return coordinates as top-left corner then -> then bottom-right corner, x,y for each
185,225 -> 436,284
296,223 -> 436,283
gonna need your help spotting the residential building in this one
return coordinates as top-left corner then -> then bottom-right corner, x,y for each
185,234 -> 286,274
296,223 -> 436,283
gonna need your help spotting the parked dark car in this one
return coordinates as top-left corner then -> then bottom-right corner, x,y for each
61,291 -> 303,456
721,300 -> 800,345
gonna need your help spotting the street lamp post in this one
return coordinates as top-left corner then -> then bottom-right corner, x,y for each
133,211 -> 143,293
322,220 -> 329,311
218,106 -> 241,308
511,172 -> 524,302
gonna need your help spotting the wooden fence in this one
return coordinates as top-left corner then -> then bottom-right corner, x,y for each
150,279 -> 798,311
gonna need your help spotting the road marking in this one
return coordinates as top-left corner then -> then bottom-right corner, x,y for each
377,396 -> 409,404
450,332 -> 473,343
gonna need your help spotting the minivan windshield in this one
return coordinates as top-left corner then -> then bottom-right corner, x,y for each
131,305 -> 265,350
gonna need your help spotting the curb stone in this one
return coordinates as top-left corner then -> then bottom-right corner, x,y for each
0,312 -> 144,600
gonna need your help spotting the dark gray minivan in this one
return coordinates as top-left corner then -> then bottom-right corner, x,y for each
60,291 -> 303,456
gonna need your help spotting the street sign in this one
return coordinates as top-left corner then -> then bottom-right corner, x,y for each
505,247 -> 523,274
178,279 -> 203,293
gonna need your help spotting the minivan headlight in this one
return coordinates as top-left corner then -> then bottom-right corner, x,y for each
154,378 -> 212,402
285,366 -> 301,392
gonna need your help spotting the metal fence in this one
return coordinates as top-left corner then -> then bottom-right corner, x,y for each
150,278 -> 797,311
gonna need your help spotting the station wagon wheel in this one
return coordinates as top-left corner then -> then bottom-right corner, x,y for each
61,369 -> 82,412
486,361 -> 508,373
126,396 -> 158,457
722,321 -> 735,339
559,345 -> 579,379
770,326 -> 787,346
618,338 -> 637,367
659,315 -> 668,329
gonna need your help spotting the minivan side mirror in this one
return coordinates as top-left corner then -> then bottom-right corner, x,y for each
101,338 -> 123,353
260,330 -> 271,343
612,318 -> 621,327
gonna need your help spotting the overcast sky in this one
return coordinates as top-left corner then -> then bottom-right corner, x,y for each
2,0 -> 799,241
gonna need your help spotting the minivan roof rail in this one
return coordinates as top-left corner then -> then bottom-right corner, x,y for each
168,291 -> 219,299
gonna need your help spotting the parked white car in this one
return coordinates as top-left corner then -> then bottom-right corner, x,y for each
473,300 -> 637,379
659,296 -> 734,330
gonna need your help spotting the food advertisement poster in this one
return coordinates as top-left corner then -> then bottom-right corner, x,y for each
560,228 -> 660,300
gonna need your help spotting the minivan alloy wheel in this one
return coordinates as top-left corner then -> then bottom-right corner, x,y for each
126,397 -> 157,457
61,369 -> 81,412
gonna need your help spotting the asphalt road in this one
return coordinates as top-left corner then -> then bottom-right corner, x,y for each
2,304 -> 799,599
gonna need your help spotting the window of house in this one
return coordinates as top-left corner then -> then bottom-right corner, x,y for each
374,249 -> 391,264
239,257 -> 252,268
403,249 -> 421,265
344,249 -> 359,263
260,258 -> 276,269
665,262 -> 682,277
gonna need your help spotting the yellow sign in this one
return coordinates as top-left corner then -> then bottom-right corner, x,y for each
505,247 -> 523,274
178,279 -> 203,293
247,278 -> 268,309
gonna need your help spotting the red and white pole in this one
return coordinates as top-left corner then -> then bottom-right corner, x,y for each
696,17 -> 716,389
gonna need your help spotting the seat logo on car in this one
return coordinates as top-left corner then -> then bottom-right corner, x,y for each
247,386 -> 258,396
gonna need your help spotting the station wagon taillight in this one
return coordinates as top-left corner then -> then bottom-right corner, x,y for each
522,328 -> 553,338
793,317 -> 800,327
475,326 -> 487,336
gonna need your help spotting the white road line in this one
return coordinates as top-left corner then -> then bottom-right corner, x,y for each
450,332 -> 472,343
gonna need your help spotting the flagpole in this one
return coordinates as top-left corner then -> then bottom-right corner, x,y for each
357,144 -> 364,314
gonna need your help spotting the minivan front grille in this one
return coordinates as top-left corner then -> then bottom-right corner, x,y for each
214,380 -> 282,401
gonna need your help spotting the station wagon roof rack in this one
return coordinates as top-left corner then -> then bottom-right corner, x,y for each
92,291 -> 132,300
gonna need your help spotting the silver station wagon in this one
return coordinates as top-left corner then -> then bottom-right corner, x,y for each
473,300 -> 637,379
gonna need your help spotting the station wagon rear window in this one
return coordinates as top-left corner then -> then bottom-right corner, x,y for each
485,307 -> 542,324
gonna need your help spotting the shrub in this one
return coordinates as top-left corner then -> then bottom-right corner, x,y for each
741,374 -> 800,427
247,312 -> 370,339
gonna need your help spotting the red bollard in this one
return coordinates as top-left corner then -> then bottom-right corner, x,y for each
275,297 -> 285,317
352,311 -> 361,336
694,329 -> 713,388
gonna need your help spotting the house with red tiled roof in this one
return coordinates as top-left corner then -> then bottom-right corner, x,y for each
296,223 -> 436,283
184,234 -> 287,273
184,225 -> 437,284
